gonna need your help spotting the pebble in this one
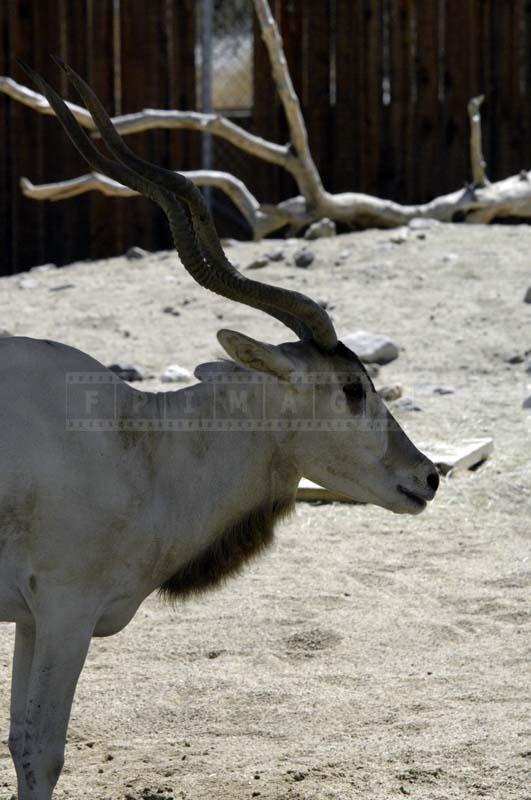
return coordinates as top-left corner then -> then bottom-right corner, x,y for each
17,277 -> 38,289
125,246 -> 148,260
442,252 -> 459,264
341,330 -> 399,365
304,217 -> 336,239
246,256 -> 270,270
0,329 -> 12,337
265,247 -> 285,262
525,358 -> 531,374
524,287 -> 531,303
108,363 -> 145,382
394,397 -> 422,412
408,217 -> 441,230
377,384 -> 403,401
162,306 -> 181,317
293,249 -> 315,268
161,364 -> 192,383
390,227 -> 409,244
523,396 -> 531,409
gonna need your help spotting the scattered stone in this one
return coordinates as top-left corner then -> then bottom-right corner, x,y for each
293,248 -> 315,268
421,437 -> 494,474
341,330 -> 399,365
125,246 -> 148,260
525,358 -> 531,374
108,363 -> 144,382
162,305 -> 181,317
304,217 -> 336,240
432,385 -> 455,395
506,354 -> 525,364
394,397 -> 422,412
246,256 -> 270,270
523,396 -> 531,409
49,283 -> 75,292
442,252 -> 459,264
408,217 -> 441,230
30,262 -> 57,273
0,329 -> 12,337
17,277 -> 38,289
161,364 -> 192,383
390,227 -> 409,244
378,384 -> 403,402
265,247 -> 285,262
524,287 -> 531,303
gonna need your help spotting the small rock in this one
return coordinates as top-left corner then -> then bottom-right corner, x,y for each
390,227 -> 409,244
265,247 -> 285,262
246,256 -> 270,270
293,249 -> 315,268
161,365 -> 192,383
408,217 -> 441,230
442,252 -> 459,264
523,396 -> 531,409
108,363 -> 144,382
30,262 -> 57,273
49,283 -> 75,292
162,306 -> 181,317
0,329 -> 12,337
341,330 -> 399,365
378,384 -> 403,402
432,385 -> 455,395
394,397 -> 422,412
126,246 -> 148,260
525,358 -> 531,374
304,217 -> 336,240
506,354 -> 525,364
524,287 -> 531,303
17,277 -> 38,289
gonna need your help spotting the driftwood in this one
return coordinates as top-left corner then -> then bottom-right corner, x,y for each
3,0 -> 531,238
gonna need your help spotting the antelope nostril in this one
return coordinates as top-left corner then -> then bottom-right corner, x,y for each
427,471 -> 440,492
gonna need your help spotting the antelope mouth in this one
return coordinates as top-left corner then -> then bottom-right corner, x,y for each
397,485 -> 428,512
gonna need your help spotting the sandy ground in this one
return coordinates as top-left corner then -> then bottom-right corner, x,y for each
0,222 -> 529,799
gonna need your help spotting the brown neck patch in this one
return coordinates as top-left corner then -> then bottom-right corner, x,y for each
158,496 -> 295,602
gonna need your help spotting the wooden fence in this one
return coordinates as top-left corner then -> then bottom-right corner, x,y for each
1,0 -> 531,274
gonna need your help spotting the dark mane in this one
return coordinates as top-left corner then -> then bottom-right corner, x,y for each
158,496 -> 295,602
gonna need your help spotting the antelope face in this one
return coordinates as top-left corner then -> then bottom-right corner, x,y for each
218,331 -> 439,515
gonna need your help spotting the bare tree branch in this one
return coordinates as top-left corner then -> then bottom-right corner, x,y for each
20,170 -> 287,239
468,95 -> 489,187
252,0 -> 325,205
0,76 -> 93,126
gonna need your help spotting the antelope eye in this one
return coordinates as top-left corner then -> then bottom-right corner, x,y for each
343,380 -> 364,403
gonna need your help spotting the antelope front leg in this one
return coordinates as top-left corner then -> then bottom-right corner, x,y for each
17,610 -> 94,800
9,622 -> 36,800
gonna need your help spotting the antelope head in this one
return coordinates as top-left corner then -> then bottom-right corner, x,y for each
23,58 -> 439,515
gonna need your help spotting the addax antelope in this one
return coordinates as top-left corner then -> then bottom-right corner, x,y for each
1,60 -> 439,799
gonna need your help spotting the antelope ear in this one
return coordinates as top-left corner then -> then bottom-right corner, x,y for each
217,329 -> 295,380
194,360 -> 248,382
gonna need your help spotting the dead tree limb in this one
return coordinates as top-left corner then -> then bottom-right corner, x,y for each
3,0 -> 531,239
468,95 -> 489,187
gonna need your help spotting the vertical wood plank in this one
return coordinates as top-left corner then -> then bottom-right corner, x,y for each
335,0 -> 360,193
86,0 -> 124,261
120,0 -> 171,253
388,0 -> 415,201
360,0 -> 384,195
442,0 -> 479,191
415,0 -> 442,201
8,0 -> 46,271
0,1 -> 12,274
